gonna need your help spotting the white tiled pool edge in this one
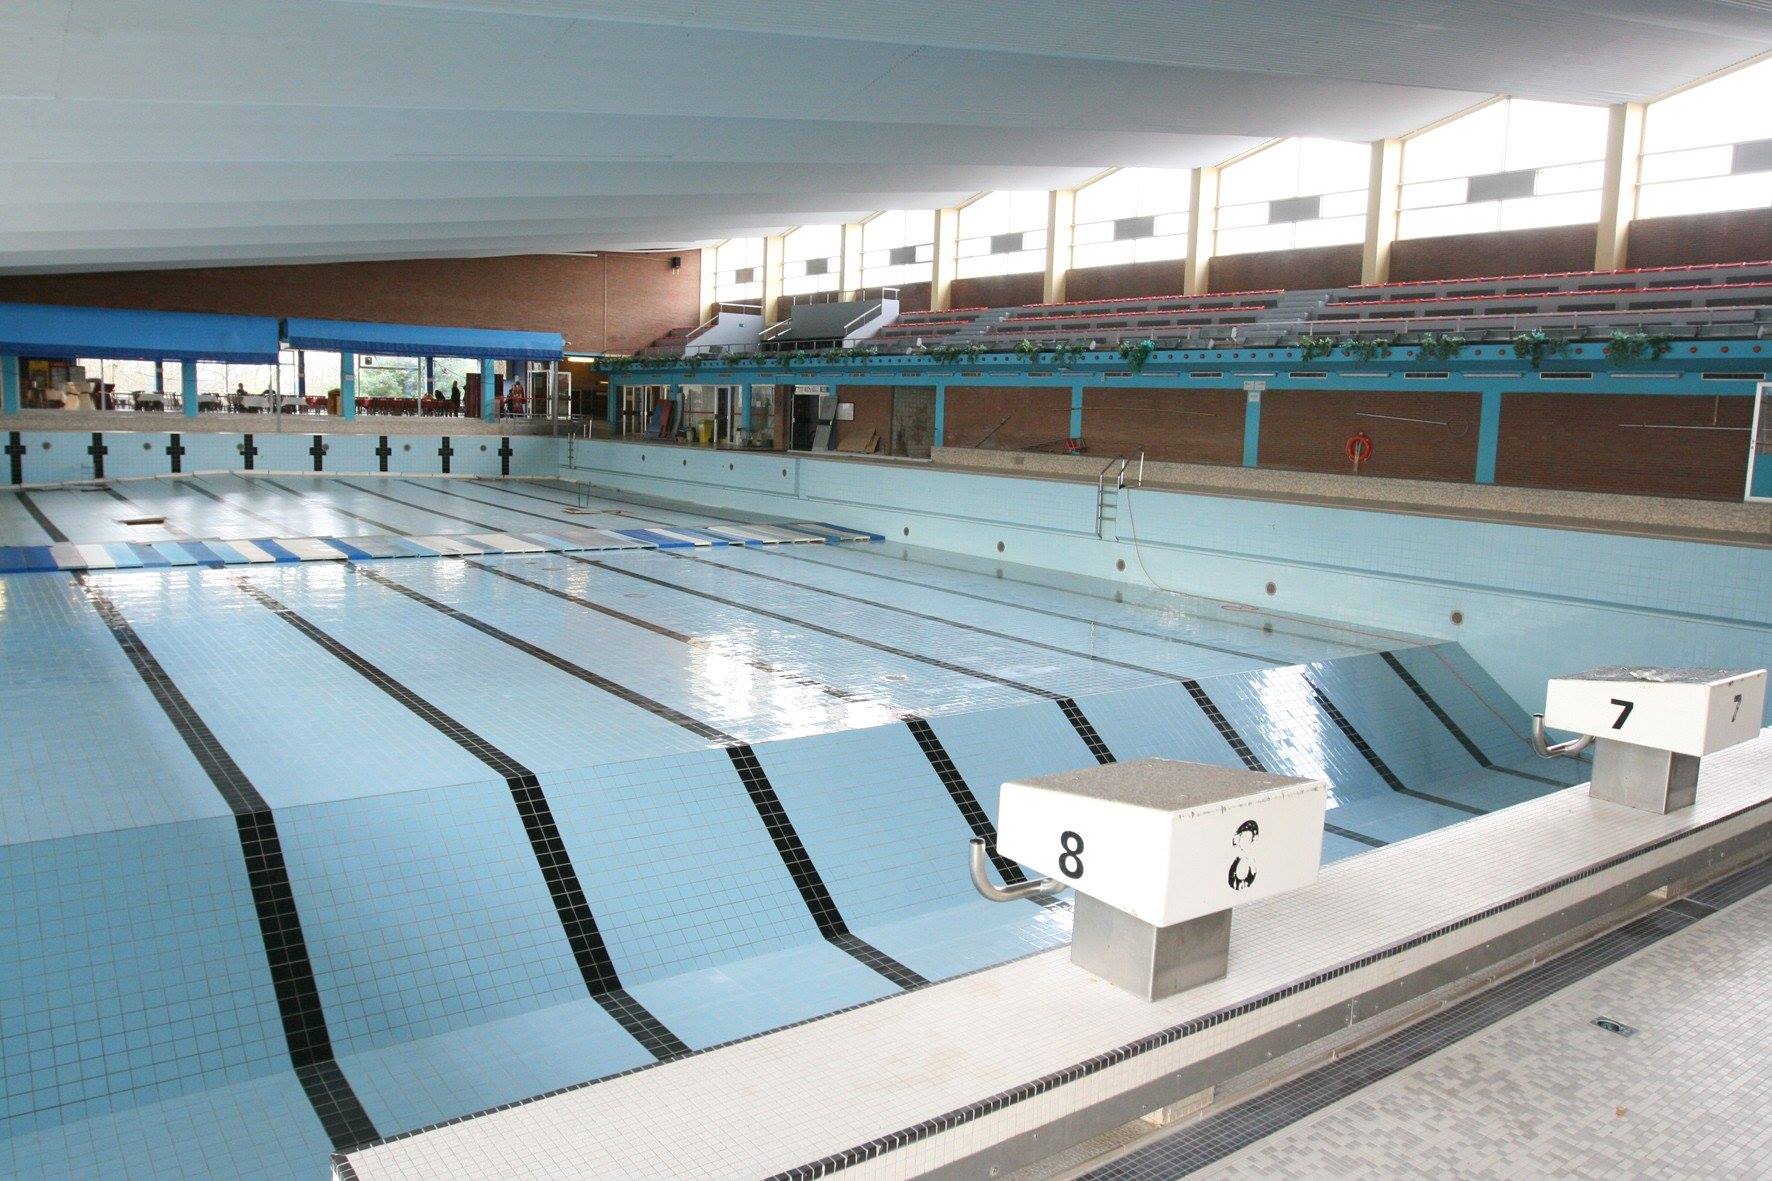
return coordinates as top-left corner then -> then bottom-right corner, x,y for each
334,732 -> 1772,1181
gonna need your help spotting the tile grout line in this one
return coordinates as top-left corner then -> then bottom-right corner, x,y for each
70,572 -> 380,1152
1081,857 -> 1772,1179
228,574 -> 691,1062
345,562 -> 921,991
1307,675 -> 1486,817
759,811 -> 1772,1181
1380,650 -> 1572,789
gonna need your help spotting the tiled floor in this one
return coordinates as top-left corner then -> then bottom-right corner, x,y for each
0,475 -> 1590,1178
1088,859 -> 1771,1180
331,740 -> 1772,1180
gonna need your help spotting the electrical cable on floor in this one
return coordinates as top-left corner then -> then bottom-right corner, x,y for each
1118,470 -> 1569,754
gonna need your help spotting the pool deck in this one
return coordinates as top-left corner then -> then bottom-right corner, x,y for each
1081,858 -> 1770,1179
332,739 -> 1772,1180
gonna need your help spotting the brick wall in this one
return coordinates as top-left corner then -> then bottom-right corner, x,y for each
951,272 -> 1044,311
942,385 -> 1071,452
1389,224 -> 1598,283
0,251 -> 701,355
1495,391 -> 1752,500
1064,260 -> 1189,303
1628,208 -> 1772,268
1210,244 -> 1362,294
1257,388 -> 1483,482
835,384 -> 893,453
1082,387 -> 1245,464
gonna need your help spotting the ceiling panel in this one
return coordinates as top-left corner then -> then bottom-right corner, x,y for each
1,0 -> 1765,272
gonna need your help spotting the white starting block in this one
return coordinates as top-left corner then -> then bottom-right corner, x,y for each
1540,667 -> 1766,814
991,759 -> 1326,1001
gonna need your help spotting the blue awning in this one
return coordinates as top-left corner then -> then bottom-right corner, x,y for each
282,318 -> 564,361
0,302 -> 282,363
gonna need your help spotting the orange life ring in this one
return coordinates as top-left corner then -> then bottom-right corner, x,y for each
1346,431 -> 1374,464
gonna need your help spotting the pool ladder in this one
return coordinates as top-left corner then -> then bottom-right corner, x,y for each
1096,457 -> 1129,538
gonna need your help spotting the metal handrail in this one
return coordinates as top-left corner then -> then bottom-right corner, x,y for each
841,302 -> 884,336
967,839 -> 1062,902
1530,714 -> 1594,759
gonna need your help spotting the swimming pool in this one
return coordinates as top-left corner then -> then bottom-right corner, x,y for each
1,470 -> 1586,1177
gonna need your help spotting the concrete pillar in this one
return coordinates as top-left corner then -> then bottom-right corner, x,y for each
930,206 -> 961,312
699,245 -> 719,322
481,357 -> 497,423
1,355 -> 18,415
1043,187 -> 1077,304
1361,138 -> 1403,285
761,233 -> 787,326
840,220 -> 867,300
1183,167 -> 1219,296
339,351 -> 356,420
296,351 -> 307,403
1475,388 -> 1503,484
182,360 -> 199,419
1069,382 -> 1084,441
1595,102 -> 1646,272
1241,385 -> 1261,468
933,383 -> 947,447
424,356 -> 435,397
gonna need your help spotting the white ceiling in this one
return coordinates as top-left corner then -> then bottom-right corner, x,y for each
1,1 -> 1767,273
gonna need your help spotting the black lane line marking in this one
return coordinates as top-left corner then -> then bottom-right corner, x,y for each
15,490 -> 67,542
906,718 -> 1023,883
1082,899 -> 1730,1179
1379,651 -> 1571,788
668,549 -> 1203,685
6,431 -> 25,484
333,478 -> 504,532
498,437 -> 513,477
229,575 -> 689,1060
1056,697 -> 1115,764
99,485 -> 194,540
460,478 -> 643,521
473,478 -> 682,520
241,433 -> 258,470
569,555 -> 1060,699
1186,678 -> 1390,850
467,560 -> 1056,904
573,554 -> 1120,757
375,436 -> 392,472
463,559 -> 871,706
250,476 -> 411,535
534,477 -> 1349,659
1307,677 -> 1486,816
437,436 -> 453,474
397,478 -> 576,528
166,433 -> 186,474
179,477 -> 302,533
348,563 -> 918,989
769,547 -> 1283,667
764,818 -> 1772,1181
726,744 -> 928,989
309,434 -> 327,472
88,432 -> 107,479
72,573 -> 378,1151
902,717 -> 1069,912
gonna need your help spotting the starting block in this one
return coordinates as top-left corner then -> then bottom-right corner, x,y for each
1541,667 -> 1766,814
995,759 -> 1326,1001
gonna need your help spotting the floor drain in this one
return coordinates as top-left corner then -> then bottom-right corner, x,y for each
119,516 -> 166,526
1592,1017 -> 1637,1037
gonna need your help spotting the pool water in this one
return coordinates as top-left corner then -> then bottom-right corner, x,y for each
0,476 -> 1584,1177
